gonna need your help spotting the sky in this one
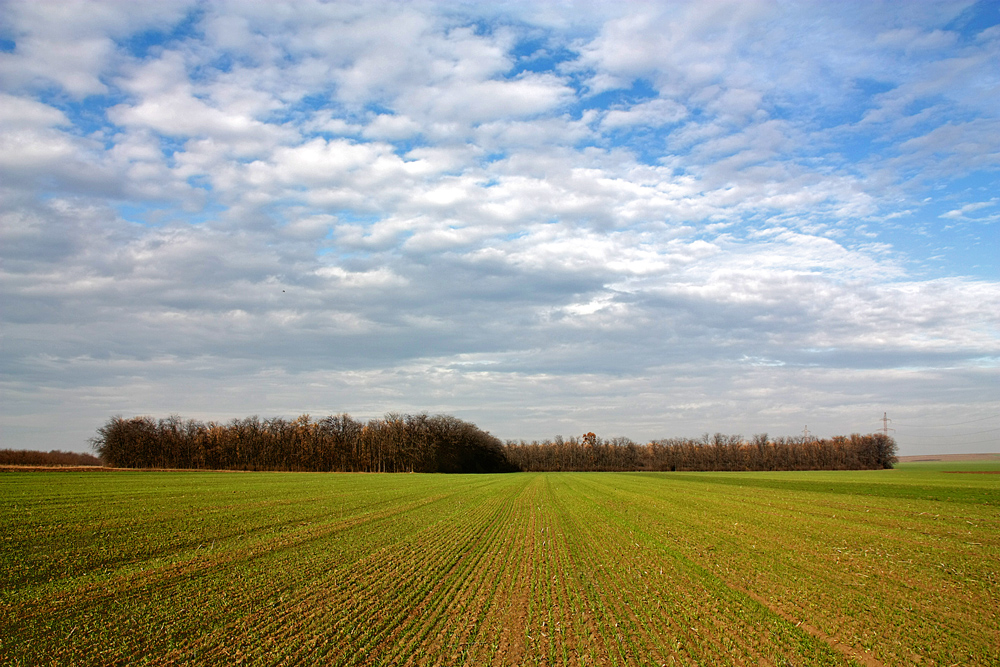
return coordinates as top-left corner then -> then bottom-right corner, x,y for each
1,0 -> 998,456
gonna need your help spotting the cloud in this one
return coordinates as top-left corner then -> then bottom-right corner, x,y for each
0,0 -> 192,96
876,27 -> 960,54
601,98 -> 688,129
940,200 -> 995,220
2,0 -> 999,455
0,93 -> 70,128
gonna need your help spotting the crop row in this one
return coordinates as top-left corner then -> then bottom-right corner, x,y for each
2,467 -> 997,665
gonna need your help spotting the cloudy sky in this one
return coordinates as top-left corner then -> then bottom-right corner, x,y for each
2,0 -> 998,455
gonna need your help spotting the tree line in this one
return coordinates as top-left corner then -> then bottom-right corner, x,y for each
503,432 -> 897,472
0,449 -> 103,467
90,414 -> 897,473
90,413 -> 514,473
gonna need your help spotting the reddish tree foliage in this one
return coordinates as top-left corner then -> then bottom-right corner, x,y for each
503,432 -> 897,472
90,415 -> 896,473
90,414 -> 513,473
0,449 -> 103,467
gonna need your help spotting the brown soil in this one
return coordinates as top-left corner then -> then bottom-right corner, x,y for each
734,585 -> 886,667
0,465 -> 227,472
897,453 -> 1000,462
0,465 -> 110,472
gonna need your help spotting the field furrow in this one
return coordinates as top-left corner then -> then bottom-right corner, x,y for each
2,465 -> 997,666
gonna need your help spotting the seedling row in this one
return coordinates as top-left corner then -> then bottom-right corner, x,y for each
2,465 -> 997,665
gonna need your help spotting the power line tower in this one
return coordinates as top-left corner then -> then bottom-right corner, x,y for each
880,412 -> 895,436
802,424 -> 811,440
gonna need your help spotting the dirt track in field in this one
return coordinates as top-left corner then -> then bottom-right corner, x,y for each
897,453 -> 1000,462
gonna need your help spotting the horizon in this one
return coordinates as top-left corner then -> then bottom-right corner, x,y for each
2,1 -> 998,456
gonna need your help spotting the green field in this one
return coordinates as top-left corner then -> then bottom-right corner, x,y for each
2,464 -> 998,666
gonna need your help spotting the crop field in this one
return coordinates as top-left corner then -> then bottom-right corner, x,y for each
2,464 -> 998,666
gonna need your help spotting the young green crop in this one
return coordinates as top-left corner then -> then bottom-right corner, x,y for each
1,465 -> 997,665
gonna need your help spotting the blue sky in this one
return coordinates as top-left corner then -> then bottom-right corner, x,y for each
1,0 -> 998,455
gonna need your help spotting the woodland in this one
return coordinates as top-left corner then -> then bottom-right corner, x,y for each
88,414 -> 897,473
0,449 -> 102,467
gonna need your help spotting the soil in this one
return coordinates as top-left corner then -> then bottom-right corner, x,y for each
0,465 -> 110,472
897,453 -> 1000,462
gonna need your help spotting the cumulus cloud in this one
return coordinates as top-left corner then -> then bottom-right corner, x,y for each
0,0 -> 191,96
2,0 -> 998,455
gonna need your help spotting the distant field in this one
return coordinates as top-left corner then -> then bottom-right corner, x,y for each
896,452 -> 1000,462
2,465 -> 998,666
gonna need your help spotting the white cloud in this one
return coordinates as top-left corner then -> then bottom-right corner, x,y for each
0,93 -> 69,128
314,265 -> 407,289
2,0 -> 999,454
362,114 -> 422,140
940,200 -> 995,220
0,0 -> 191,96
875,27 -> 958,53
109,52 -> 292,155
402,72 -> 575,127
602,98 -> 688,129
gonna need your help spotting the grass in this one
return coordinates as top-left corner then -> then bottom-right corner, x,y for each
2,463 -> 998,666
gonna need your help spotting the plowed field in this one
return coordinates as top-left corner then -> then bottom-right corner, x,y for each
2,464 -> 997,665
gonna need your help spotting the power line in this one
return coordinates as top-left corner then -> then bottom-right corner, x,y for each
893,413 -> 1000,428
893,426 -> 1000,438
902,437 -> 1000,447
942,437 -> 1000,446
